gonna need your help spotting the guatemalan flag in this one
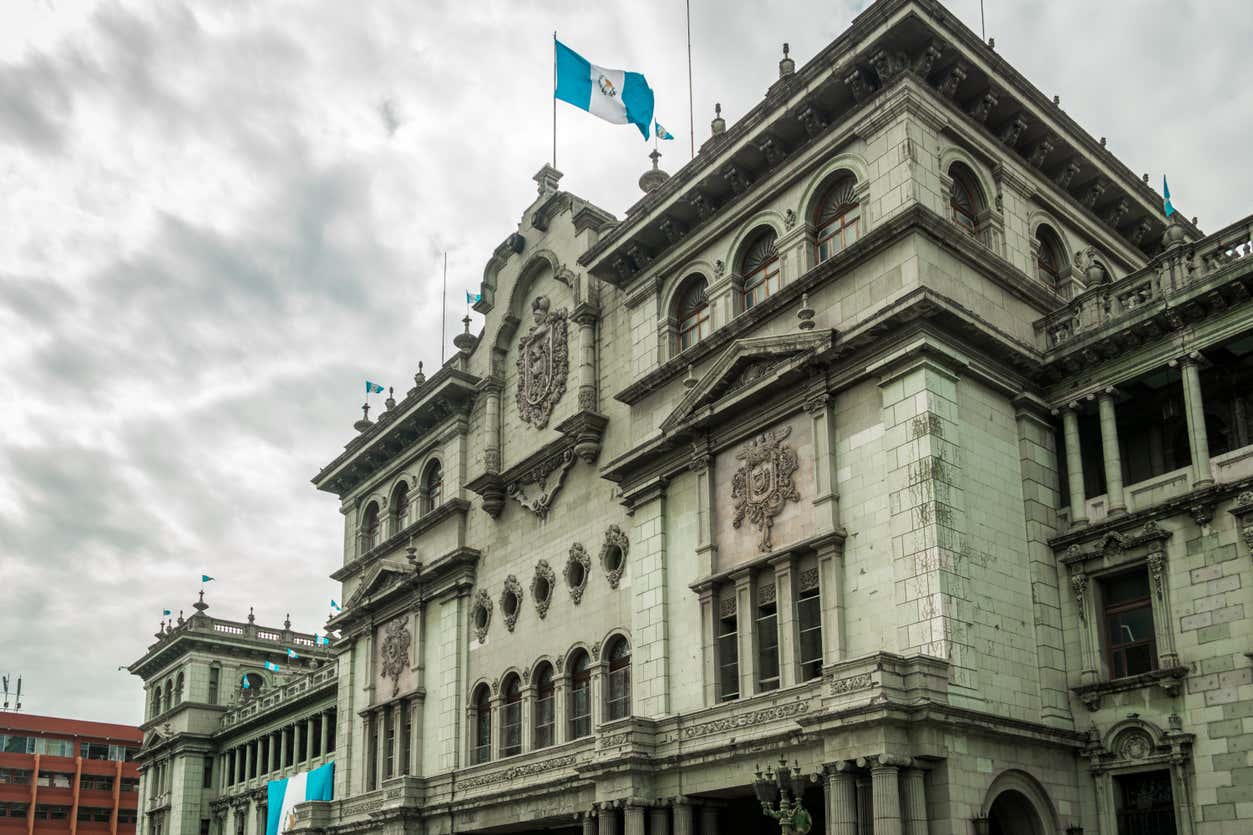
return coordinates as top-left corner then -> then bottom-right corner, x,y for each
266,762 -> 334,835
555,39 -> 654,139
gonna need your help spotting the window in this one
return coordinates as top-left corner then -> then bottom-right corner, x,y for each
1,803 -> 28,819
1035,225 -> 1066,287
201,819 -> 212,835
80,775 -> 112,791
717,605 -> 739,701
740,229 -> 780,310
422,462 -> 443,515
605,638 -> 631,721
1102,568 -> 1157,678
472,685 -> 492,765
756,595 -> 780,692
366,714 -> 379,789
675,276 -> 710,353
501,675 -> 522,757
36,772 -> 71,788
81,742 -> 110,760
796,585 -> 823,680
175,672 -> 185,703
38,738 -> 74,757
164,680 -> 173,712
814,176 -> 860,263
121,778 -> 139,793
0,769 -> 32,785
326,710 -> 336,753
534,664 -> 555,749
208,665 -> 220,705
1115,770 -> 1176,835
949,167 -> 979,234
383,709 -> 395,780
203,756 -> 214,789
78,807 -> 111,823
361,501 -> 381,551
152,687 -> 162,717
390,480 -> 410,534
312,716 -> 322,759
568,651 -> 592,739
400,706 -> 411,775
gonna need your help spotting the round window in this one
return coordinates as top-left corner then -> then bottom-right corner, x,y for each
503,590 -> 519,616
604,545 -> 623,573
534,575 -> 551,603
474,605 -> 488,631
568,561 -> 586,587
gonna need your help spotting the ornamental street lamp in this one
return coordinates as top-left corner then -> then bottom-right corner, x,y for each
753,758 -> 819,835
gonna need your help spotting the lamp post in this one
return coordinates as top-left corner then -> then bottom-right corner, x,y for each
753,758 -> 819,835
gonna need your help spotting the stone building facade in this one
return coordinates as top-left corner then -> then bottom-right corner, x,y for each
133,1 -> 1253,834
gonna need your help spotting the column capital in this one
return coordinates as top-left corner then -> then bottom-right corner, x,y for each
858,753 -> 912,770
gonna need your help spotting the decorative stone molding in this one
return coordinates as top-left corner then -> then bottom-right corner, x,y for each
718,596 -> 736,618
1070,572 -> 1088,621
507,448 -> 576,518
500,575 -> 523,632
797,567 -> 820,592
531,560 -> 556,619
600,525 -> 629,589
457,754 -> 580,790
757,583 -> 776,606
515,296 -> 569,429
1073,666 -> 1189,712
1228,490 -> 1253,559
680,700 -> 809,739
565,544 -> 591,604
591,641 -> 601,661
731,425 -> 802,551
829,672 -> 873,695
472,589 -> 493,644
379,618 -> 411,698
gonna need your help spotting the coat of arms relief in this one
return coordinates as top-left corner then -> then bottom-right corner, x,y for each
731,425 -> 801,552
516,295 -> 569,428
379,617 -> 411,697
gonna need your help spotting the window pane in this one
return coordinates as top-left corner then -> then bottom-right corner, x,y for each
1105,571 -> 1151,605
757,607 -> 779,690
717,615 -> 739,701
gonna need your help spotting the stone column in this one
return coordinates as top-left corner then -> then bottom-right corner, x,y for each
1097,389 -> 1126,515
826,763 -> 857,835
673,800 -> 693,835
305,719 -> 314,763
806,388 -> 841,531
1176,353 -> 1214,487
553,678 -> 568,746
855,777 -> 872,835
771,556 -> 797,688
691,443 -> 717,580
624,804 -> 646,835
650,804 -> 670,835
244,742 -> 253,782
520,684 -> 535,755
573,310 -> 598,411
1060,403 -> 1088,527
268,732 -> 277,774
278,727 -> 287,771
700,804 -> 718,835
392,703 -> 403,776
320,711 -> 331,758
869,757 -> 905,835
901,767 -> 928,835
581,812 -> 596,835
598,805 -> 619,835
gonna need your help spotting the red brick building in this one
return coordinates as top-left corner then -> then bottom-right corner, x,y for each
0,714 -> 141,835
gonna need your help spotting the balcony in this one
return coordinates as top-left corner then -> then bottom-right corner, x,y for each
218,664 -> 337,731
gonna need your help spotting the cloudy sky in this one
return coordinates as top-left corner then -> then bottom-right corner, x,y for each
0,0 -> 1249,725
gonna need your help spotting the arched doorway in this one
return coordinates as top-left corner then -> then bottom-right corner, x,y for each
988,789 -> 1047,835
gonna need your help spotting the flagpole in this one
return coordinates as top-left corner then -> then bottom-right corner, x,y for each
552,31 -> 558,169
440,251 -> 447,365
686,0 -> 694,159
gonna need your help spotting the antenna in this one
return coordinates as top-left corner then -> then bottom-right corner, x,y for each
1,674 -> 22,712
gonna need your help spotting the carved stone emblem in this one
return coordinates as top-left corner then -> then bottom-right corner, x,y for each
379,618 -> 411,697
508,448 -> 576,518
516,296 -> 569,428
600,524 -> 629,589
565,543 -> 591,604
1116,729 -> 1153,761
731,425 -> 801,552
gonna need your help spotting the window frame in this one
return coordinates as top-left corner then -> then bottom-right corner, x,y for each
1100,567 -> 1159,680
471,685 -> 492,765
739,230 -> 780,311
533,665 -> 556,750
813,176 -> 861,264
716,604 -> 740,702
795,585 -> 824,681
605,639 -> 631,721
500,676 -> 523,758
674,276 -> 711,354
422,461 -> 444,516
947,166 -> 981,235
568,652 -> 592,740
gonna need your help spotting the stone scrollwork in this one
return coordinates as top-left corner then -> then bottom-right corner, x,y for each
531,560 -> 556,619
565,543 -> 591,604
1070,572 -> 1088,621
507,448 -> 576,518
516,295 -> 569,429
600,524 -> 629,589
731,425 -> 801,552
500,575 -> 523,632
1146,547 -> 1166,600
379,617 -> 411,697
1228,490 -> 1253,559
472,589 -> 493,644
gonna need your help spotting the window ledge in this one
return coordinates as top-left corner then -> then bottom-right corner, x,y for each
1073,665 -> 1189,711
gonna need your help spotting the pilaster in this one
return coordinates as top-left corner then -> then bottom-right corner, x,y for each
628,478 -> 670,717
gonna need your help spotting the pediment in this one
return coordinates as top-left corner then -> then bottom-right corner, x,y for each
345,558 -> 413,610
660,330 -> 834,434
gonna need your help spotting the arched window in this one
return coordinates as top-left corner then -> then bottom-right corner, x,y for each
471,684 -> 492,764
390,481 -> 410,534
500,675 -> 522,757
151,688 -> 162,717
814,176 -> 860,263
568,650 -> 592,739
422,461 -> 443,516
674,276 -> 710,353
605,638 -> 631,721
739,229 -> 780,311
174,672 -> 184,704
948,165 -> 981,235
533,663 -> 555,749
361,501 -> 381,551
241,673 -> 264,702
163,681 -> 173,711
1035,225 -> 1066,287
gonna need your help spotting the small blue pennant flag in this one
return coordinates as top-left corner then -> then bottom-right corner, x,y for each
1163,175 -> 1178,218
286,648 -> 300,659
655,121 -> 674,141
241,675 -> 251,690
162,609 -> 172,617
365,381 -> 385,395
264,661 -> 281,672
316,635 -> 331,646
330,600 -> 342,613
466,291 -> 481,304
201,575 -> 214,583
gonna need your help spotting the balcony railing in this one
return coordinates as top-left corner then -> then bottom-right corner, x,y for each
219,664 -> 337,730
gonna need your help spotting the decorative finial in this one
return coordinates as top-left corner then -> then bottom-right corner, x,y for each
534,164 -> 563,196
454,314 -> 477,353
778,43 -> 795,78
353,402 -> 373,433
157,619 -> 165,638
385,387 -> 396,411
247,606 -> 255,625
1099,136 -> 1106,147
797,292 -> 815,330
284,613 -> 292,630
415,362 -> 425,385
177,609 -> 185,625
1053,95 -> 1060,106
683,364 -> 698,390
711,103 -> 726,136
638,149 -> 670,193
987,37 -> 995,49
193,590 -> 208,613
1142,173 -> 1149,184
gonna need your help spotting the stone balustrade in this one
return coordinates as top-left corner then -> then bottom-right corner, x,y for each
219,664 -> 337,730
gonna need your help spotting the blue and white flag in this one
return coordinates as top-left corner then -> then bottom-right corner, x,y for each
655,121 -> 674,141
266,762 -> 334,835
286,648 -> 299,659
162,609 -> 172,617
466,291 -> 481,304
265,661 -> 281,672
555,39 -> 654,139
365,381 -> 385,395
315,635 -> 330,646
241,675 -> 251,690
330,599 -> 341,613
1163,176 -> 1178,217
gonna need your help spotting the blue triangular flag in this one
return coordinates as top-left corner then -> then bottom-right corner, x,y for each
330,600 -> 341,612
241,675 -> 251,689
162,609 -> 171,617
316,635 -> 330,646
655,121 -> 674,141
1163,175 -> 1177,218
201,575 -> 214,583
365,381 -> 385,394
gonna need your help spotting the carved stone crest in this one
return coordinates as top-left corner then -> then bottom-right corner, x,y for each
508,448 -> 576,518
600,524 -> 629,589
531,560 -> 556,619
1116,729 -> 1154,761
516,295 -> 569,428
566,543 -> 591,604
379,618 -> 411,697
731,425 -> 801,552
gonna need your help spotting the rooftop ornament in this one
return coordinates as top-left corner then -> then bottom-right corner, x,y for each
353,402 -> 373,433
711,103 -> 726,136
639,149 -> 670,194
778,43 -> 795,78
